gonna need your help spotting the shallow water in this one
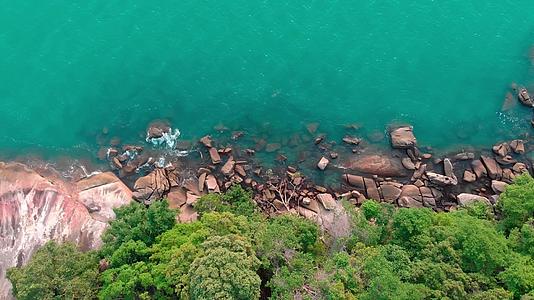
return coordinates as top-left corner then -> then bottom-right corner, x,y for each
2,1 -> 534,159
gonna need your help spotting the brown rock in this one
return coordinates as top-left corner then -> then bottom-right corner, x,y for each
198,172 -> 207,193
481,155 -> 502,180
491,180 -> 508,194
411,164 -> 427,181
427,172 -> 458,186
401,157 -> 416,170
443,158 -> 455,178
510,140 -> 525,154
343,174 -> 366,190
112,157 -> 123,169
199,135 -> 213,148
329,152 -> 339,159
178,205 -> 198,223
209,147 -> 221,164
317,157 -> 330,170
471,160 -> 487,178
364,178 -> 381,200
390,126 -> 417,149
132,168 -> 172,204
492,143 -> 510,157
463,170 -> 476,183
205,175 -> 220,193
397,196 -> 423,208
235,164 -> 246,177
513,163 -> 527,174
400,185 -> 422,202
146,121 -> 171,139
342,154 -> 407,177
379,183 -> 402,203
186,191 -> 200,205
454,152 -> 475,161
221,157 -> 236,176
167,187 -> 187,209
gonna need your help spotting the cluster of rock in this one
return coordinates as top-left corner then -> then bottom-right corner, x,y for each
0,162 -> 132,299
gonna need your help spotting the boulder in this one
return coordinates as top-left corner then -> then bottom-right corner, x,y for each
178,205 -> 198,223
400,185 -> 422,202
491,180 -> 508,194
133,168 -> 172,204
510,140 -> 525,154
463,170 -> 476,183
379,183 -> 402,203
317,157 -> 330,170
401,157 -> 416,170
364,178 -> 381,201
456,193 -> 491,206
167,187 -> 188,209
443,158 -> 455,178
297,206 -> 318,220
342,154 -> 407,177
427,172 -> 458,186
513,163 -> 528,174
397,196 -> 423,208
471,160 -> 487,178
343,174 -> 366,190
199,135 -> 213,148
146,121 -> 171,140
390,126 -> 417,149
492,143 -> 510,157
454,152 -> 475,161
221,157 -> 236,176
77,172 -> 133,222
481,156 -> 502,180
209,147 -> 221,164
205,175 -> 220,193
317,193 -> 336,210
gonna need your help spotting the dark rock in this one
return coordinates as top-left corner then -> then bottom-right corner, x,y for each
306,123 -> 319,134
329,152 -> 339,159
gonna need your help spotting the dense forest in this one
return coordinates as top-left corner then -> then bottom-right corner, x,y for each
7,175 -> 534,299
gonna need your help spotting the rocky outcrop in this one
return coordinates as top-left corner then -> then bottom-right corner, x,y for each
133,167 -> 177,204
0,162 -> 132,299
342,154 -> 407,177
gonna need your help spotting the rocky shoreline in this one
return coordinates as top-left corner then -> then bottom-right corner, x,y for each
2,88 -> 534,299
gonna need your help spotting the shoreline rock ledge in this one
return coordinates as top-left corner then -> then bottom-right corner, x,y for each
0,162 -> 132,300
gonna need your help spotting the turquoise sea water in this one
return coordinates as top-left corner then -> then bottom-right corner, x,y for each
2,1 -> 534,158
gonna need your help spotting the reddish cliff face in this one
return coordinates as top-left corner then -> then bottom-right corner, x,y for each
0,162 -> 132,299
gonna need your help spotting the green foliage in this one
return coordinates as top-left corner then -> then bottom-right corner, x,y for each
11,176 -> 534,300
498,174 -> 534,232
188,235 -> 261,300
195,185 -> 257,217
101,200 -> 176,258
7,241 -> 99,300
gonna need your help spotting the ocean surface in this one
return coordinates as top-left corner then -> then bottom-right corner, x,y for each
2,1 -> 534,159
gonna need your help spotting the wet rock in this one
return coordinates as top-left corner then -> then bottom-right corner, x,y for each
463,170 -> 476,183
209,148 -> 222,164
199,135 -> 213,148
510,140 -> 525,154
390,126 -> 417,149
481,156 -> 502,180
518,88 -> 533,107
112,157 -> 123,169
492,143 -> 510,157
317,157 -> 330,170
245,148 -> 256,156
454,152 -> 475,161
221,157 -> 236,176
491,180 -> 508,194
342,136 -> 361,145
317,193 -> 336,210
314,136 -> 325,145
329,152 -> 339,159
457,193 -> 491,206
496,155 -> 516,165
146,121 -> 171,140
401,157 -> 416,170
427,172 -> 458,186
342,154 -> 407,177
